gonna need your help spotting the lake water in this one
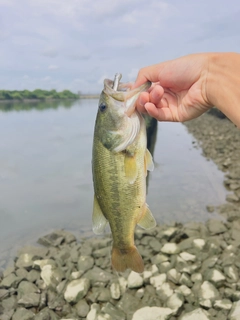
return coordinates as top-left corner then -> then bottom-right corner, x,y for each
0,99 -> 227,259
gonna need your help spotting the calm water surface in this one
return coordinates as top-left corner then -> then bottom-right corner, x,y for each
0,100 -> 227,257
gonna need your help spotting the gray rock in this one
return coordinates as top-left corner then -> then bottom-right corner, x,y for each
101,302 -> 125,320
18,293 -> 40,307
97,288 -> 111,302
224,266 -> 239,282
33,259 -> 57,270
132,306 -> 173,320
179,252 -> 196,262
15,253 -> 36,269
180,308 -> 210,320
74,299 -> 90,317
117,292 -> 143,317
64,278 -> 90,303
149,238 -> 162,252
38,230 -> 76,247
92,247 -> 110,258
27,269 -> 40,282
150,274 -> 167,288
167,268 -> 181,284
86,303 -> 100,320
12,307 -> 35,320
179,273 -> 193,287
0,273 -> 21,288
0,309 -> 14,320
84,266 -> 112,285
226,193 -> 239,202
34,307 -> 60,320
151,253 -> 169,265
206,219 -> 227,235
0,288 -> 9,300
17,281 -> 40,299
77,256 -> 94,272
17,245 -> 48,258
2,295 -> 17,311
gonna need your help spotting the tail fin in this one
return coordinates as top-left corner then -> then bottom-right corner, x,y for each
111,246 -> 144,273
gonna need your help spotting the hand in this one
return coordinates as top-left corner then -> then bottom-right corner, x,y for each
132,54 -> 213,122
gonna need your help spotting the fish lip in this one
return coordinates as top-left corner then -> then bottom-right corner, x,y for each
103,79 -> 151,117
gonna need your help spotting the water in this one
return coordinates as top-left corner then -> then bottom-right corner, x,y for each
0,100 -> 227,256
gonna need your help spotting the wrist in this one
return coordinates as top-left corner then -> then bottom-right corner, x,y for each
207,52 -> 240,127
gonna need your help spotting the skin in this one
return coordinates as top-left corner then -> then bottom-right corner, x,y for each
132,52 -> 240,128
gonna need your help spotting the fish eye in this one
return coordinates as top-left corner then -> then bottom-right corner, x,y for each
99,103 -> 107,112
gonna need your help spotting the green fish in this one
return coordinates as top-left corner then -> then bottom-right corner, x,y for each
92,74 -> 156,273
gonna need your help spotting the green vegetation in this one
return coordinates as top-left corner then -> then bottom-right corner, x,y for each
0,89 -> 79,101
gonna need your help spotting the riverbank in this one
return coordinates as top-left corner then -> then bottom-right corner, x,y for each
0,112 -> 240,320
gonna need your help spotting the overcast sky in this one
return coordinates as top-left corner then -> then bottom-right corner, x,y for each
0,0 -> 240,93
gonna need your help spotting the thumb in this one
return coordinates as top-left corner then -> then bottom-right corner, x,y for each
131,63 -> 165,89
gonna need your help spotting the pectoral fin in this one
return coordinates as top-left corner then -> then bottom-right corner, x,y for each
145,149 -> 154,175
124,152 -> 138,184
137,204 -> 156,229
92,195 -> 108,234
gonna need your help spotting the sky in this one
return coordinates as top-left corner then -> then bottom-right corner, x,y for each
0,0 -> 240,93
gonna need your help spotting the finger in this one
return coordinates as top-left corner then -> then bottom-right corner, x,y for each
136,92 -> 149,114
149,85 -> 164,105
132,63 -> 165,89
145,103 -> 175,122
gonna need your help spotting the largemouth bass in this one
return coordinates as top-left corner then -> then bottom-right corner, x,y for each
92,74 -> 156,273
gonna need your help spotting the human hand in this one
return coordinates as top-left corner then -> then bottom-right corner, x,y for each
132,54 -> 213,122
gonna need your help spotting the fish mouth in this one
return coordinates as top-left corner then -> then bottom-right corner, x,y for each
103,78 -> 151,117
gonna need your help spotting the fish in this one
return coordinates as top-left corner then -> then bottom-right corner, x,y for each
92,74 -> 156,273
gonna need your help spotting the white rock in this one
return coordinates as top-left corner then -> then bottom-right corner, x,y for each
127,271 -> 143,288
205,269 -> 225,285
136,288 -> 145,299
150,274 -> 167,288
167,268 -> 181,284
41,265 -> 64,287
199,299 -> 212,309
229,300 -> 240,320
180,308 -> 210,320
177,285 -> 192,297
193,239 -> 205,249
87,303 -> 100,320
180,252 -> 196,262
64,278 -> 90,303
110,282 -> 121,300
156,282 -> 173,301
118,277 -> 127,294
166,292 -> 184,314
191,272 -> 203,282
214,299 -> 232,310
132,306 -> 173,320
199,281 -> 219,301
161,243 -> 180,254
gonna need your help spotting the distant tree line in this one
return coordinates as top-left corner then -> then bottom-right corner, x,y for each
0,89 -> 79,100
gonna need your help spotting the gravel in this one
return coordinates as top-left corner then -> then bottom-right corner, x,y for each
1,112 -> 240,319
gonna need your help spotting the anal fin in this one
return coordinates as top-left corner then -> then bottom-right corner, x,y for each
92,195 -> 108,235
137,204 -> 156,229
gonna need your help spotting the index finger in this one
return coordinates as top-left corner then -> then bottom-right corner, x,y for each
132,63 -> 165,89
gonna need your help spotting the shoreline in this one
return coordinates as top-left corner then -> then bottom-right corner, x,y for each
0,112 -> 240,319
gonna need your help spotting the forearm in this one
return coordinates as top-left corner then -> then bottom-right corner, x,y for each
207,52 -> 240,127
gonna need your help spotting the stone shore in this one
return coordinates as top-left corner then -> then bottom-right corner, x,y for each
0,111 -> 240,320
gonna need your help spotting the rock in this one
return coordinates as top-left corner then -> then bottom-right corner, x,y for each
199,281 -> 219,301
166,292 -> 184,314
97,288 -> 111,302
64,278 -> 90,303
192,238 -> 206,249
117,292 -> 142,317
34,307 -> 60,320
86,303 -> 100,320
33,259 -> 57,270
12,307 -> 35,320
206,219 -> 227,235
17,246 -> 48,259
214,299 -> 232,310
92,247 -> 110,258
150,274 -> 167,288
18,293 -> 40,307
180,308 -> 211,320
74,299 -> 90,317
0,273 -> 21,288
110,282 -> 121,299
27,269 -> 40,282
161,243 -> 180,254
38,230 -> 76,247
101,302 -> 125,320
84,266 -> 112,285
77,256 -> 94,272
167,268 -> 181,284
179,252 -> 196,262
15,253 -> 36,269
203,268 -> 226,287
226,193 -> 239,202
2,295 -> 17,311
40,264 -> 64,287
132,306 -> 173,320
156,282 -> 173,301
229,300 -> 240,320
151,253 -> 169,265
17,281 -> 40,299
224,266 -> 239,282
127,271 -> 143,288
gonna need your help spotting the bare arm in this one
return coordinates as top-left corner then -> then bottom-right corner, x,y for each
133,53 -> 240,128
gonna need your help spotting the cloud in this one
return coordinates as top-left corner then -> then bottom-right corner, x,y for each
42,76 -> 51,81
48,65 -> 59,70
42,48 -> 58,58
